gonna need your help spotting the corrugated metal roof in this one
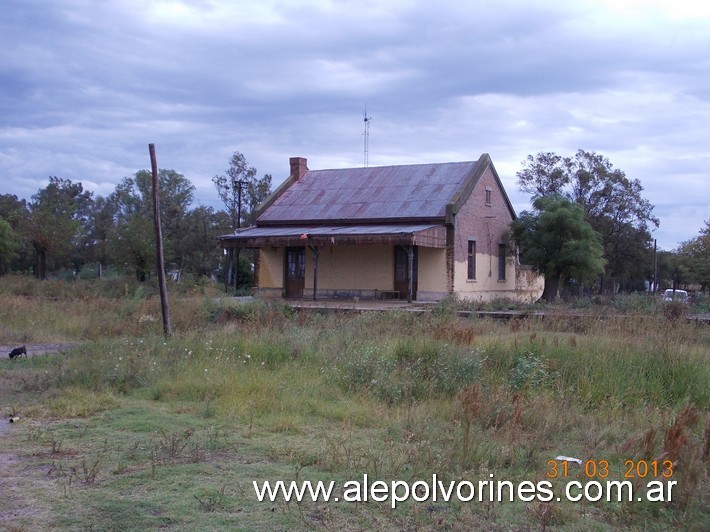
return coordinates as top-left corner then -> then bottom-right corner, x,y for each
257,160 -> 482,224
219,224 -> 446,248
221,223 -> 443,239
218,223 -> 448,249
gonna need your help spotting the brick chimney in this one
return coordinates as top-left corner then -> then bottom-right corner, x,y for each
290,157 -> 308,181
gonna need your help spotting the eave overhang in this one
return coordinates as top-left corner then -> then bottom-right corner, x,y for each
218,223 -> 447,249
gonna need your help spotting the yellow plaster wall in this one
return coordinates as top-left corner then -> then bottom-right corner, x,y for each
257,245 -> 450,300
453,255 -> 518,302
257,248 -> 283,288
303,245 -> 393,290
417,247 -> 447,292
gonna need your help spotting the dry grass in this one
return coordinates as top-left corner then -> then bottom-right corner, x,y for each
0,277 -> 708,529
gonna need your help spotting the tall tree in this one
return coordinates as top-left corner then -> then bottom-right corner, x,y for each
23,177 -> 93,279
179,206 -> 232,277
517,150 -> 658,291
212,152 -> 272,230
107,169 -> 194,280
0,217 -> 20,275
133,169 -> 195,270
0,194 -> 31,272
510,195 -> 606,301
84,195 -> 118,271
676,221 -> 710,292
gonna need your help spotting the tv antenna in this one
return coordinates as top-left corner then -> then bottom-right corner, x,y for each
363,107 -> 371,167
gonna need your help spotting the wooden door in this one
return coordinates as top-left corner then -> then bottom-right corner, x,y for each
284,247 -> 305,298
394,246 -> 418,300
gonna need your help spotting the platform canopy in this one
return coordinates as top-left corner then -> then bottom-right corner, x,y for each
218,223 -> 447,249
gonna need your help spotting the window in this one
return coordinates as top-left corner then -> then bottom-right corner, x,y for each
485,188 -> 492,206
467,240 -> 476,280
498,244 -> 506,280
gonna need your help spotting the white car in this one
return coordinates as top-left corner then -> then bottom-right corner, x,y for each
662,289 -> 688,302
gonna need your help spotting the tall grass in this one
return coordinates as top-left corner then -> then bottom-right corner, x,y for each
2,278 -> 709,528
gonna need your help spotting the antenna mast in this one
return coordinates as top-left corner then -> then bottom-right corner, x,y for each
363,107 -> 371,167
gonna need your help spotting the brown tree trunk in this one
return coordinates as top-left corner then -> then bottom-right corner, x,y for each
542,275 -> 560,302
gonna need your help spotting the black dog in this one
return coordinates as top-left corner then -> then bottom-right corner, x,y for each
8,345 -> 27,359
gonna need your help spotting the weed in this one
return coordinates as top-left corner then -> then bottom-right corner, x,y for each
510,351 -> 550,391
458,383 -> 481,470
152,428 -> 196,464
662,300 -> 686,322
1,281 -> 708,530
194,485 -> 228,512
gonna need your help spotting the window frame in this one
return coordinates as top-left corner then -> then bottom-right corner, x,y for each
467,240 -> 476,280
498,243 -> 506,281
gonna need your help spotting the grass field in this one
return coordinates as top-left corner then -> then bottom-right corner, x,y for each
0,276 -> 708,531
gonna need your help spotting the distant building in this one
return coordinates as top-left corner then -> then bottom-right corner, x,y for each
218,155 -> 543,302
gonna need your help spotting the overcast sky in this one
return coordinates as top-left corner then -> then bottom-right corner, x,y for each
1,0 -> 708,250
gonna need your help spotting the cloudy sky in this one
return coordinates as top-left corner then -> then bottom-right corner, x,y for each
1,0 -> 708,250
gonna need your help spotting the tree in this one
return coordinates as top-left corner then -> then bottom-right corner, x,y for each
213,152 -> 272,292
107,169 -> 194,280
510,195 -> 606,301
23,177 -> 93,279
0,194 -> 31,272
676,221 -> 710,292
133,169 -> 195,270
212,152 -> 272,230
83,195 -> 118,271
517,150 -> 658,291
0,217 -> 20,275
179,206 -> 231,277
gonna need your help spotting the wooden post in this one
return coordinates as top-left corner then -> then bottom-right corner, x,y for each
310,246 -> 320,301
407,245 -> 414,303
233,179 -> 247,294
149,144 -> 172,338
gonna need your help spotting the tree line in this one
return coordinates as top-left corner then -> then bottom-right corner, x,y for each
509,150 -> 708,300
0,152 -> 271,285
0,148 -> 705,300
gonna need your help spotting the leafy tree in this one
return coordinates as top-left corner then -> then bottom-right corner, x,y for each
212,152 -> 272,230
0,217 -> 20,275
106,169 -> 194,280
212,152 -> 272,292
510,196 -> 606,301
83,195 -> 118,270
22,177 -> 93,279
133,169 -> 195,270
0,194 -> 31,272
656,250 -> 691,291
676,221 -> 710,292
517,150 -> 658,290
180,206 -> 231,277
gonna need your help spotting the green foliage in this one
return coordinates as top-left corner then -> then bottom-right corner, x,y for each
510,195 -> 606,300
517,150 -> 657,287
334,341 -> 482,403
212,151 -> 272,230
510,351 -> 551,391
675,220 -> 710,291
107,169 -> 196,280
23,177 -> 93,279
0,216 -> 20,274
1,294 -> 709,530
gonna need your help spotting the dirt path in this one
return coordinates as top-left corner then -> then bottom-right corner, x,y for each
1,343 -> 78,359
0,343 -> 75,527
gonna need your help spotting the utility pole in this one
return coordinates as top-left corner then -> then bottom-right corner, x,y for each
652,238 -> 658,294
149,143 -> 171,338
233,179 -> 248,294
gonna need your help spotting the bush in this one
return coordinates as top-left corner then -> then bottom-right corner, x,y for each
334,342 -> 482,403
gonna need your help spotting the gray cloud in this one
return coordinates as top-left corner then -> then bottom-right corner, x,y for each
1,0 -> 708,249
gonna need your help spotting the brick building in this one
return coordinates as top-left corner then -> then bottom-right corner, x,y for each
218,154 -> 543,302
